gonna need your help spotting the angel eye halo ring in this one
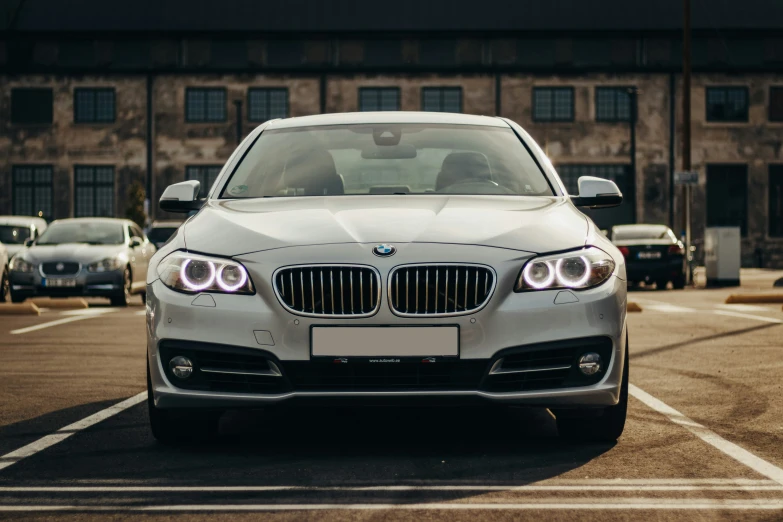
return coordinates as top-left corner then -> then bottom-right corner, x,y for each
515,247 -> 615,292
157,251 -> 254,295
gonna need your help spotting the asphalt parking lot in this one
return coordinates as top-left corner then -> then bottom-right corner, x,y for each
0,270 -> 782,520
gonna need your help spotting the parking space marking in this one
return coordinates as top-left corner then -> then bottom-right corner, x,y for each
712,310 -> 782,324
9,309 -> 116,335
0,392 -> 145,472
0,481 -> 781,492
640,303 -> 696,313
1,499 -> 783,512
630,384 -> 783,485
715,303 -> 778,313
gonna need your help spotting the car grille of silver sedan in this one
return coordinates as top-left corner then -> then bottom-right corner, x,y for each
388,264 -> 495,317
273,265 -> 381,317
40,262 -> 81,276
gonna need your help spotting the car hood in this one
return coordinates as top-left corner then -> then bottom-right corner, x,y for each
184,196 -> 589,256
22,244 -> 127,264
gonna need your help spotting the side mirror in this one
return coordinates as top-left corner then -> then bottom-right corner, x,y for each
570,176 -> 623,209
160,180 -> 203,213
23,238 -> 34,247
129,236 -> 143,248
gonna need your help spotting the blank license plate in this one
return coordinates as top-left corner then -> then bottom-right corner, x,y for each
638,251 -> 662,259
312,326 -> 459,357
44,278 -> 77,288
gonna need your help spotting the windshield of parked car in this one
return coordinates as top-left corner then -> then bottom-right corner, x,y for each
0,225 -> 31,244
221,124 -> 554,198
612,226 -> 675,241
36,222 -> 125,245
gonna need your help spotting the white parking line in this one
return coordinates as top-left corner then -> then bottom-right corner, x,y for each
0,482 -> 780,492
0,392 -> 145,472
712,310 -> 782,324
2,499 -> 783,511
641,303 -> 696,313
630,384 -> 783,486
9,309 -> 116,335
715,304 -> 777,313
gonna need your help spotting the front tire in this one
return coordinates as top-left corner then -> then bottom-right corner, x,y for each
147,359 -> 220,444
556,340 -> 629,443
110,267 -> 132,307
0,268 -> 9,303
672,275 -> 686,290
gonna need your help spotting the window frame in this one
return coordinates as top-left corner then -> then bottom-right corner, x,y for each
10,88 -> 54,125
595,86 -> 634,123
73,165 -> 116,218
247,87 -> 289,123
358,87 -> 401,112
420,87 -> 463,113
185,165 -> 223,198
11,165 -> 54,219
185,87 -> 228,123
769,165 -> 783,238
73,87 -> 116,124
769,86 -> 783,123
705,86 -> 749,123
532,87 -> 575,123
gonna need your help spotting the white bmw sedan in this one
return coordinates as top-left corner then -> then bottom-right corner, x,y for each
146,112 -> 629,444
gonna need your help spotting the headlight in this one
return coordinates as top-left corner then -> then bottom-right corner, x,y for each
87,257 -> 123,272
156,251 -> 254,294
514,247 -> 615,292
9,256 -> 34,273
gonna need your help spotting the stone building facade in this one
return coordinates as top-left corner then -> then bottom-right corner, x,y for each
2,0 -> 783,266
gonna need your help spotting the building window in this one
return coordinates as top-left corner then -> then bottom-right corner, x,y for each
533,87 -> 574,122
185,88 -> 226,122
75,166 -> 115,217
596,87 -> 632,122
421,87 -> 462,113
770,166 -> 783,237
247,88 -> 288,122
556,164 -> 635,228
707,164 -> 748,235
359,87 -> 400,111
186,165 -> 222,198
74,88 -> 116,123
11,88 -> 53,124
12,166 -> 53,219
769,87 -> 783,122
706,87 -> 748,122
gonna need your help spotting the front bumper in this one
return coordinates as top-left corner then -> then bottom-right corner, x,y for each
9,269 -> 124,298
147,243 -> 628,409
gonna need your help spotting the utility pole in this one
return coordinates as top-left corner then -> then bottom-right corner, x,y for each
682,0 -> 693,284
628,86 -> 638,223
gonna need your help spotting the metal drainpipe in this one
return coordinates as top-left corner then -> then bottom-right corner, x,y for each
628,86 -> 638,223
668,73 -> 676,229
146,74 -> 153,224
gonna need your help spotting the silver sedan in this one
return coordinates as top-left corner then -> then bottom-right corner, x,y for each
146,112 -> 629,444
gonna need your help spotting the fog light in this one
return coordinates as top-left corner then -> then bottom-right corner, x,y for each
578,352 -> 602,376
169,356 -> 193,379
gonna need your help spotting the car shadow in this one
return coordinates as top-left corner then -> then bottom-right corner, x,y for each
0,400 -> 615,494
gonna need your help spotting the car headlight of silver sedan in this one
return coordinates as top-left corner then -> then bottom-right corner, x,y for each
157,251 -> 254,294
9,256 -> 34,273
514,247 -> 616,292
87,257 -> 123,272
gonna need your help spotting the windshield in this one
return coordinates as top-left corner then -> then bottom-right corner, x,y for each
0,225 -> 31,244
36,222 -> 125,245
147,227 -> 178,244
613,226 -> 675,241
221,124 -> 554,198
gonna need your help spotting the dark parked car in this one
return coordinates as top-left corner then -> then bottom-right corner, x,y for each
610,224 -> 686,289
8,218 -> 155,305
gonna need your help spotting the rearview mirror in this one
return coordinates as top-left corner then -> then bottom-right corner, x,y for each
129,236 -> 143,248
570,176 -> 623,209
160,181 -> 204,213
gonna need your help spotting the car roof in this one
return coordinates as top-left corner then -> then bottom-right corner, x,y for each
49,217 -> 131,225
150,220 -> 183,227
0,216 -> 48,228
266,111 -> 510,130
613,224 -> 670,231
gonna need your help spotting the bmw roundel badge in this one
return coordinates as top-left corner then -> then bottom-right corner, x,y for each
373,244 -> 396,257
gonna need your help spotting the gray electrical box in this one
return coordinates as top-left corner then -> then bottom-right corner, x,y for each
704,227 -> 741,287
